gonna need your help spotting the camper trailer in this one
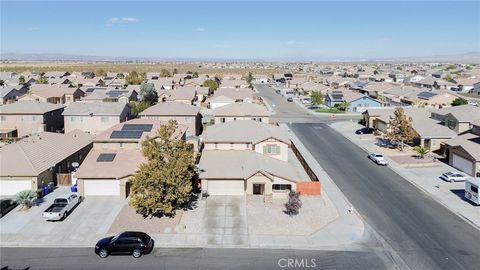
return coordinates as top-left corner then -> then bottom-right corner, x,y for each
465,179 -> 480,205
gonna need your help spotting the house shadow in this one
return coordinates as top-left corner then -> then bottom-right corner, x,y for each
450,189 -> 479,206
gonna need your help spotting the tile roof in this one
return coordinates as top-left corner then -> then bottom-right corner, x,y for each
0,130 -> 93,176
62,101 -> 129,116
140,101 -> 200,116
202,120 -> 289,144
212,102 -> 270,117
0,100 -> 65,114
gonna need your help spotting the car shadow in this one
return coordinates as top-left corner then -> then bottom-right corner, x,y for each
450,189 -> 479,206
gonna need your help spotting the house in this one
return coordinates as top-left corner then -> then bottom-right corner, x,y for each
209,88 -> 255,109
362,83 -> 395,98
364,107 -> 456,151
81,87 -> 137,103
22,84 -> 84,104
443,121 -> 480,177
166,87 -> 197,105
414,91 -> 458,109
150,78 -> 174,90
0,130 -> 93,195
430,105 -> 480,134
347,94 -> 383,112
62,102 -> 131,135
139,101 -> 201,136
199,121 -> 309,197
0,101 -> 65,138
220,79 -> 248,88
212,102 -> 270,124
0,86 -> 23,105
411,76 -> 455,90
451,77 -> 480,93
43,71 -> 70,78
325,91 -> 345,107
74,118 -> 187,197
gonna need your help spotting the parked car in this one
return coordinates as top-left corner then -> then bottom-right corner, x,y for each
0,199 -> 17,218
308,105 -> 321,110
275,90 -> 281,94
287,97 -> 293,102
355,127 -> 375,135
302,97 -> 311,104
368,153 -> 389,165
42,193 -> 81,221
440,172 -> 468,183
95,231 -> 154,258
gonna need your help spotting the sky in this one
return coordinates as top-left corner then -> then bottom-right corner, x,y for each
1,1 -> 479,60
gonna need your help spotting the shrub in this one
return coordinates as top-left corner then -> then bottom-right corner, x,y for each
284,190 -> 302,217
15,190 -> 38,210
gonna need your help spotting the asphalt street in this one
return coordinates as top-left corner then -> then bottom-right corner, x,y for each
0,247 -> 388,270
289,122 -> 480,270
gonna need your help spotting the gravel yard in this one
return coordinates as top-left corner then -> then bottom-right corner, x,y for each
247,193 -> 338,236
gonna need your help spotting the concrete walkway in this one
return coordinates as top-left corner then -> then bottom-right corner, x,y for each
329,121 -> 480,230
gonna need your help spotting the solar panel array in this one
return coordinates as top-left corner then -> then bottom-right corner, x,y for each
122,124 -> 153,132
107,90 -> 128,97
110,130 -> 144,139
97,153 -> 117,162
418,91 -> 437,100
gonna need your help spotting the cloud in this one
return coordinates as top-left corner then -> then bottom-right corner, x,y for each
106,17 -> 138,26
286,41 -> 305,45
194,27 -> 206,32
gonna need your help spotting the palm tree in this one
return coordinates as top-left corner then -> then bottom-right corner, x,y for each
414,146 -> 429,159
15,190 -> 37,211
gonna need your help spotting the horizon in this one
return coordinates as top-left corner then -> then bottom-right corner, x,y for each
1,1 -> 479,60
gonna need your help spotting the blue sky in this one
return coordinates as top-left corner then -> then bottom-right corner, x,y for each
1,1 -> 479,59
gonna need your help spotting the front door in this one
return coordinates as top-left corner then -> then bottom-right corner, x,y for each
253,184 -> 263,195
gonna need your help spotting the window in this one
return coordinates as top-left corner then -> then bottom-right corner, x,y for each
32,116 -> 37,121
471,185 -> 478,194
220,117 -> 225,123
272,184 -> 291,191
264,144 -> 280,155
214,143 -> 218,149
0,116 -> 6,121
101,116 -> 109,122
258,118 -> 262,122
70,116 -> 76,122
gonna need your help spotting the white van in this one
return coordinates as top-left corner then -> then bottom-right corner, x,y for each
465,179 -> 480,205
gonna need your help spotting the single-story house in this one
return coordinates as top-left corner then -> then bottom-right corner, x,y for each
212,102 -> 270,124
0,130 -> 93,195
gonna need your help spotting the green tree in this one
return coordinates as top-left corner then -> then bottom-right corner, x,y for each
202,79 -> 219,92
444,74 -> 453,82
334,101 -> 349,111
172,68 -> 178,75
139,82 -> 158,102
451,97 -> 468,106
18,75 -> 25,85
15,190 -> 38,211
95,68 -> 107,77
117,73 -> 125,79
245,72 -> 253,84
129,101 -> 153,118
125,71 -> 144,85
160,69 -> 171,78
192,71 -> 199,78
310,91 -> 324,105
387,107 -> 417,151
36,74 -> 49,84
129,121 -> 194,217
433,81 -> 440,89
413,146 -> 429,159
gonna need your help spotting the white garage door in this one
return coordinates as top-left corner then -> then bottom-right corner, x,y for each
207,180 -> 244,195
452,154 -> 473,176
0,180 -> 32,196
84,180 -> 120,196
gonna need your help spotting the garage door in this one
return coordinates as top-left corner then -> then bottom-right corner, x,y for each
0,180 -> 32,196
84,180 -> 120,196
207,180 -> 244,195
452,154 -> 474,176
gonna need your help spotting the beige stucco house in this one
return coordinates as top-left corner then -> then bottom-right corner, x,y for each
431,105 -> 480,134
62,102 -> 131,135
21,84 -> 84,104
0,101 -> 65,138
139,101 -> 201,136
75,118 -> 187,198
212,102 -> 270,124
0,130 -> 93,195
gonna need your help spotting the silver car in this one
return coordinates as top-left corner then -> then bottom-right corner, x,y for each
440,172 -> 468,183
368,153 -> 389,165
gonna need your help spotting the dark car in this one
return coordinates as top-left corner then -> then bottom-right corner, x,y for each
308,105 -> 321,110
287,97 -> 293,102
355,127 -> 375,135
0,199 -> 17,218
95,231 -> 154,258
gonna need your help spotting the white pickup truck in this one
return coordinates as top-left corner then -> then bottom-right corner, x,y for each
42,193 -> 81,221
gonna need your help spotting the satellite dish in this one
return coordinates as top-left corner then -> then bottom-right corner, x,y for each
72,162 -> 80,168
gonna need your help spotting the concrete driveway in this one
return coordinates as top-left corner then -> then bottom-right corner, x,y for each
203,196 -> 248,246
0,187 -> 124,247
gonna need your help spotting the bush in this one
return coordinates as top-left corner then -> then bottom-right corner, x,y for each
15,190 -> 38,210
284,190 -> 302,216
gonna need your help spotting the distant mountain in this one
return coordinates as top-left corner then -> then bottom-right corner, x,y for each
1,52 -> 479,63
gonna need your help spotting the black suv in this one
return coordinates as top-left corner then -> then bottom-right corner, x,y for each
0,199 -> 17,218
95,231 -> 154,258
355,127 -> 375,135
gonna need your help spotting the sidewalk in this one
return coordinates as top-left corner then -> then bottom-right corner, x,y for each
330,121 -> 480,229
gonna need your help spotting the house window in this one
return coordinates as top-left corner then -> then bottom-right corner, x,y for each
101,116 -> 109,122
0,116 -> 6,121
214,143 -> 218,149
264,144 -> 280,155
70,116 -> 76,122
272,184 -> 291,191
220,117 -> 225,123
32,116 -> 37,121
258,118 -> 262,122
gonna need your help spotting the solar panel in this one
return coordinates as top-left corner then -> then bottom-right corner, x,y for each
110,130 -> 144,139
86,88 -> 95,93
97,153 -> 116,162
418,91 -> 437,99
121,124 -> 153,132
107,90 -> 128,97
